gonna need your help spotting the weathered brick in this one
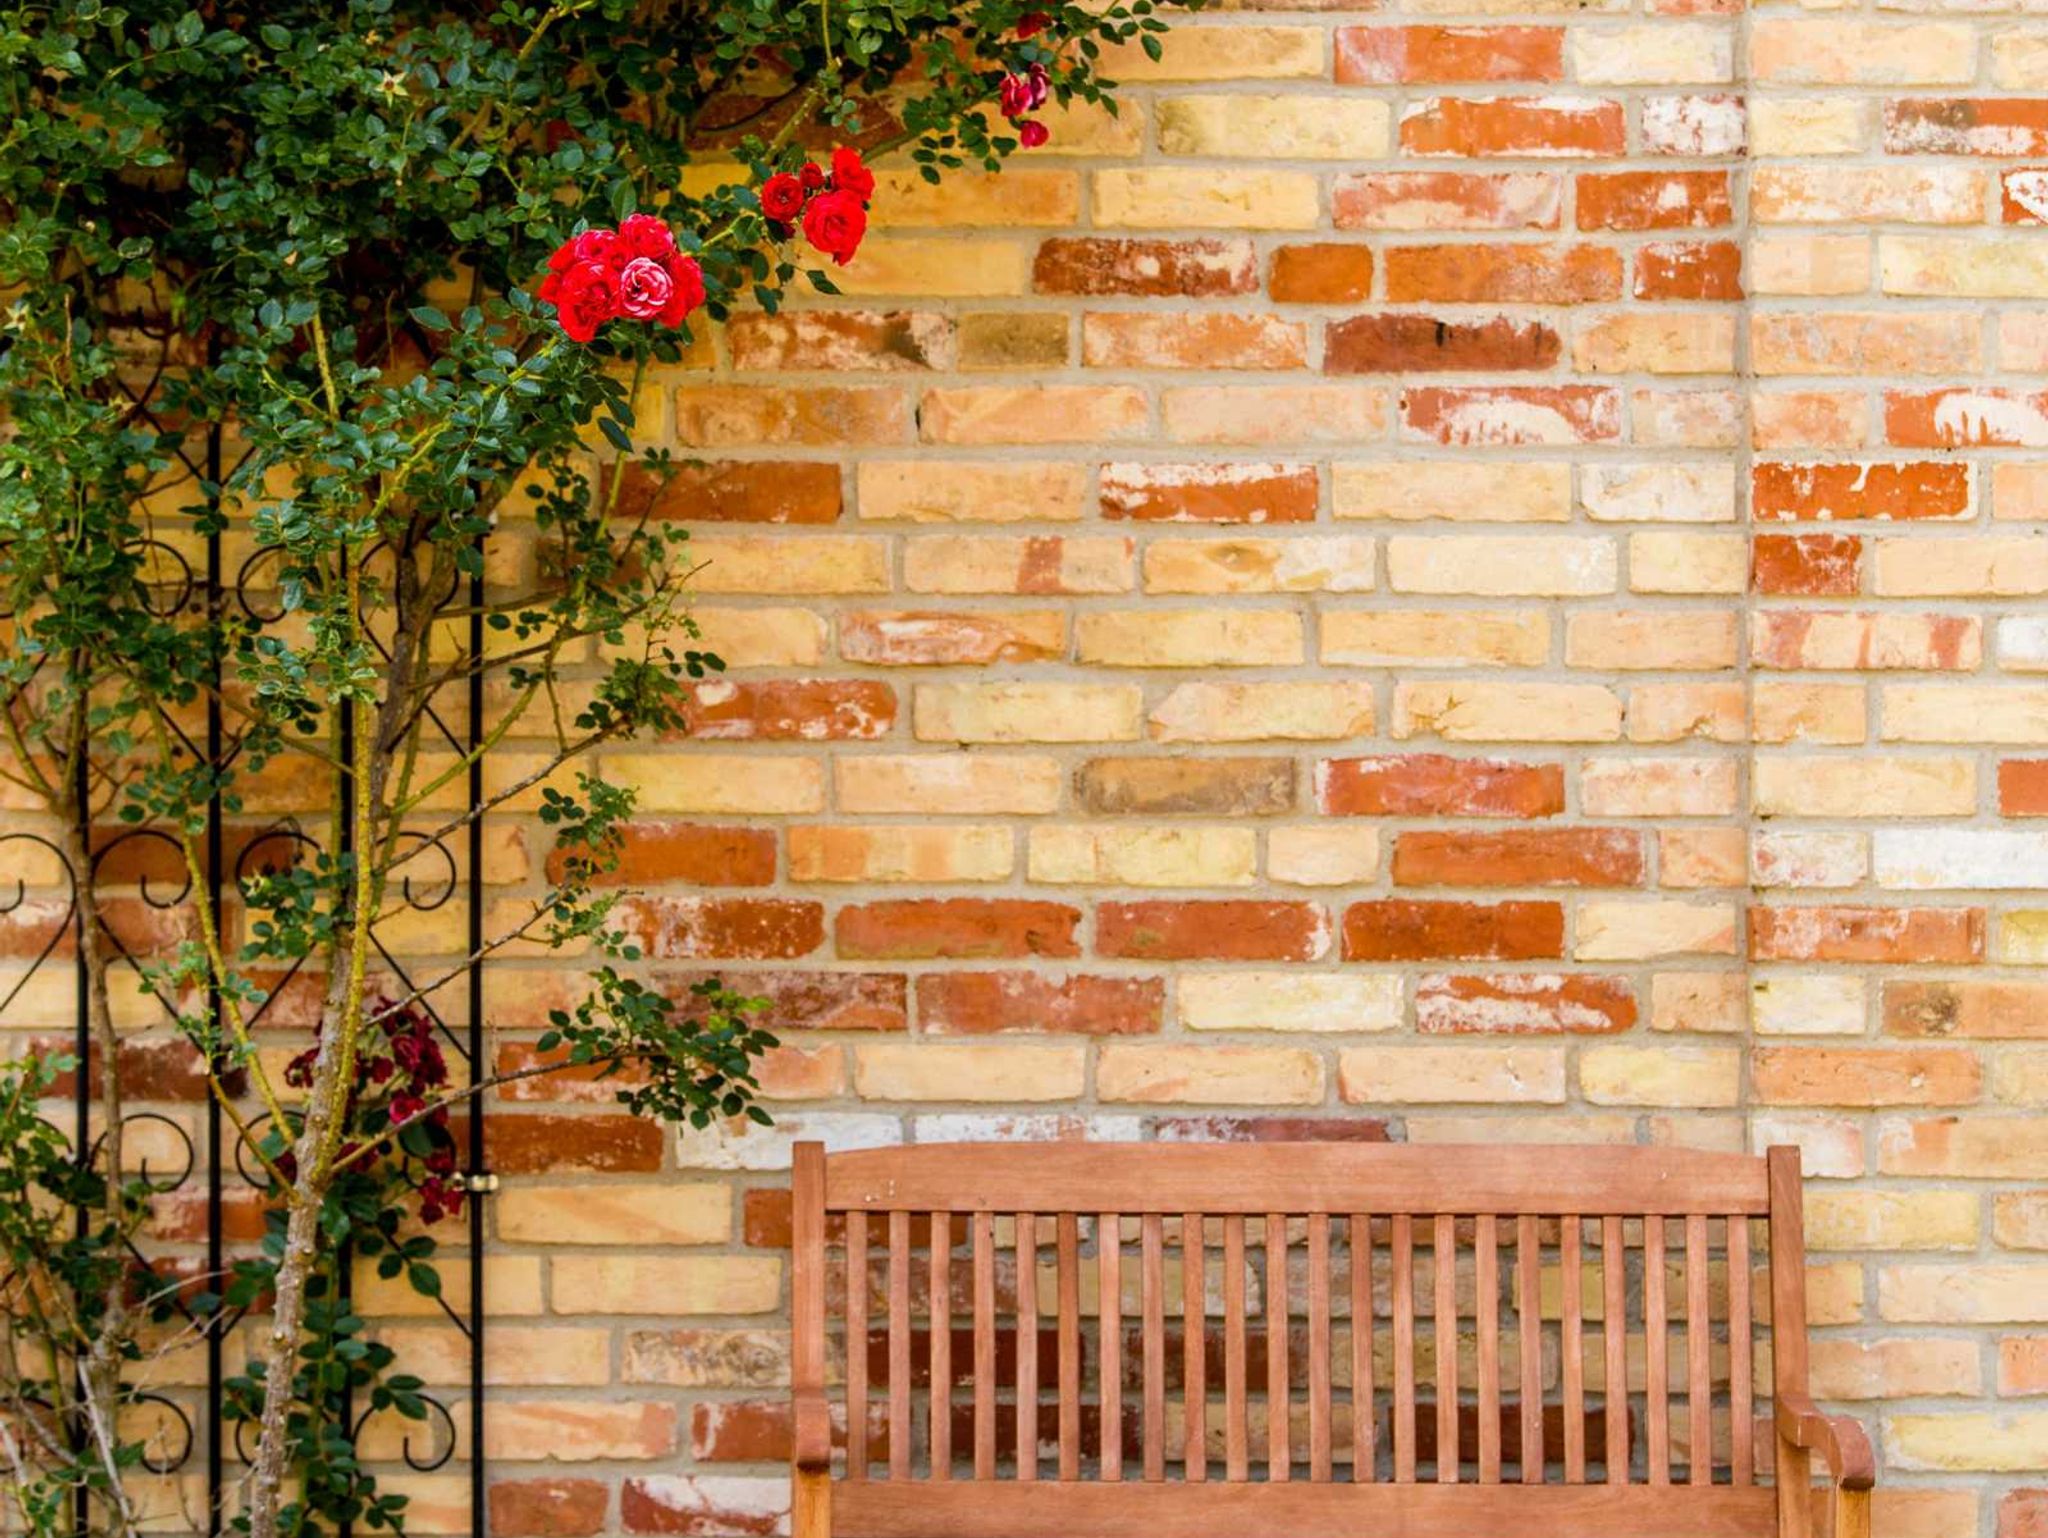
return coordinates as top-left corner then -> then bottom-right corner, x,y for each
1098,1045 -> 1326,1106
1100,462 -> 1317,524
852,1042 -> 1086,1102
917,972 -> 1163,1036
1753,533 -> 1863,597
1150,682 -> 1376,743
1142,536 -> 1375,595
855,461 -> 1086,524
1754,1047 -> 1982,1107
1340,1045 -> 1566,1105
1178,972 -> 1404,1034
1076,757 -> 1294,816
1333,172 -> 1561,231
838,611 -> 1064,667
1333,461 -> 1570,523
1750,906 -> 1985,964
1577,171 -> 1731,231
1635,240 -> 1744,301
1269,245 -> 1375,304
1399,97 -> 1626,158
836,754 -> 1061,815
1383,243 -> 1621,304
1415,972 -> 1634,1033
1096,900 -> 1330,962
614,460 -> 841,524
1343,900 -> 1565,962
1336,26 -> 1562,83
1082,312 -> 1306,370
1402,385 -> 1622,445
1392,829 -> 1645,888
1326,313 -> 1561,373
1032,238 -> 1257,297
1156,96 -> 1391,160
836,900 -> 1080,961
787,824 -> 1012,883
1319,755 -> 1565,818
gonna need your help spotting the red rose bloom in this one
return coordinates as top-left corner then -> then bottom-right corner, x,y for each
1017,10 -> 1051,37
799,160 -> 826,191
567,227 -> 622,271
999,72 -> 1034,118
802,189 -> 867,266
618,212 -> 676,260
656,252 -> 706,327
829,145 -> 875,203
554,259 -> 620,342
1018,118 -> 1050,148
617,256 -> 675,320
760,171 -> 806,223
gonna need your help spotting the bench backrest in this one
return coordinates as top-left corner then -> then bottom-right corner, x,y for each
792,1141 -> 1810,1534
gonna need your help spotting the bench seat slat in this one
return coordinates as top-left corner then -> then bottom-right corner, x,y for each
835,1480 -> 1777,1538
826,1146 -> 1768,1217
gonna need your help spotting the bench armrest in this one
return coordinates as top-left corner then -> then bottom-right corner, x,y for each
1776,1392 -> 1875,1492
793,1393 -> 832,1472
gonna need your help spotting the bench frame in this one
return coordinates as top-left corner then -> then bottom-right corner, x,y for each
791,1141 -> 1873,1538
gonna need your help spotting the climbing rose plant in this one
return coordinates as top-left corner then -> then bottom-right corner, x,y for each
0,3 -> 1192,1538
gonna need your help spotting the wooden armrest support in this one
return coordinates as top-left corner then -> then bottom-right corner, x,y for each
1777,1393 -> 1876,1491
794,1395 -> 832,1471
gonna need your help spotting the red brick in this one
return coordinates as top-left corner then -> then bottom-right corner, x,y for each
1752,462 -> 1971,523
1752,1047 -> 1982,1107
917,971 -> 1164,1036
691,1399 -> 888,1462
725,310 -> 952,371
1033,238 -> 1257,297
2001,760 -> 2048,815
1383,243 -> 1622,304
2001,1491 -> 2048,1538
1402,386 -> 1622,445
621,1478 -> 780,1537
1334,172 -> 1561,232
1635,241 -> 1743,301
1337,25 -> 1562,83
678,680 -> 895,740
1576,171 -> 1731,231
1749,906 -> 1986,964
838,610 -> 1063,666
658,970 -> 908,1032
1150,1115 -> 1394,1143
835,899 -> 1082,960
1886,389 -> 2048,449
474,1115 -> 665,1174
1083,312 -> 1305,370
1887,98 -> 2048,156
489,1479 -> 607,1538
1753,534 -> 1863,597
1416,973 -> 1637,1033
611,460 -> 841,524
1094,901 -> 1329,962
1100,462 -> 1317,524
42,1038 -> 210,1102
545,822 -> 776,888
2002,170 -> 2048,224
492,1042 -> 651,1103
1342,899 -> 1566,961
1392,829 -> 1645,888
1268,244 -> 1374,304
1321,756 -> 1566,819
1885,979 -> 2048,1038
1400,97 -> 1626,159
1325,313 -> 1560,373
613,896 -> 825,959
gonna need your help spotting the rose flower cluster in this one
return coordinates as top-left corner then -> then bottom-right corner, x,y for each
1002,10 -> 1056,146
540,212 -> 707,343
759,145 -> 874,266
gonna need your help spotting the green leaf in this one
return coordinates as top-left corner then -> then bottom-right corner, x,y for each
409,305 -> 450,332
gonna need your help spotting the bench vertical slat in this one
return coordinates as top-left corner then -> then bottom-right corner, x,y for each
1475,1215 -> 1500,1484
1561,1216 -> 1586,1485
1728,1216 -> 1753,1487
849,1213 -> 869,1481
1434,1214 -> 1457,1484
1601,1216 -> 1628,1484
1685,1214 -> 1710,1487
1769,1148 -> 1815,1538
1101,1213 -> 1123,1482
1184,1213 -> 1207,1482
932,1213 -> 952,1481
794,1145 -> 829,1538
889,1211 -> 911,1481
1059,1213 -> 1081,1481
1224,1217 -> 1248,1481
1351,1213 -> 1375,1484
1516,1215 -> 1541,1486
1309,1213 -> 1333,1484
1143,1214 -> 1165,1482
1017,1213 -> 1038,1482
973,1212 -> 994,1480
1268,1214 -> 1291,1482
1645,1216 -> 1669,1487
1393,1215 -> 1416,1483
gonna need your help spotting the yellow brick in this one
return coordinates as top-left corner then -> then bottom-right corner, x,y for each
787,824 -> 1013,883
1629,533 -> 1746,594
1809,1339 -> 1981,1400
870,169 -> 1079,227
904,535 -> 1133,594
855,461 -> 1087,523
1879,1265 -> 2048,1323
1179,972 -> 1403,1033
1323,610 -> 1550,668
919,386 -> 1149,445
1268,826 -> 1381,886
1386,536 -> 1616,597
1575,901 -> 1740,961
1752,166 -> 1983,226
1874,538 -> 2048,597
1333,461 -> 1570,523
914,683 -> 1143,743
1884,237 -> 2048,300
1574,313 -> 1736,375
1339,1046 -> 1567,1105
1142,536 -> 1376,596
1102,25 -> 1324,80
1752,682 -> 1868,746
1027,825 -> 1257,886
1076,609 -> 1303,667
1149,682 -> 1376,742
1752,756 -> 1977,816
828,238 -> 1032,297
1751,236 -> 1872,297
1882,685 -> 2048,743
495,1185 -> 731,1246
1098,1045 -> 1325,1105
1886,1412 -> 2048,1472
1995,462 -> 2048,520
1157,96 -> 1389,159
1580,1045 -> 1741,1107
1162,385 -> 1387,445
1566,611 -> 1737,671
690,608 -> 826,667
1806,1191 -> 1980,1252
684,536 -> 889,594
852,1043 -> 1086,1102
1994,29 -> 2048,87
1751,310 -> 1979,376
483,1401 -> 679,1462
605,754 -> 824,814
1751,99 -> 1867,158
1394,681 -> 1622,742
1094,169 -> 1320,231
835,754 -> 1063,814
549,1256 -> 781,1314
1749,20 -> 1977,85
1573,24 -> 1732,84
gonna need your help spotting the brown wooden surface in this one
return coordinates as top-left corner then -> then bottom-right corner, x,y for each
848,1206 -> 869,1480
1602,1215 -> 1628,1484
1350,1212 -> 1374,1485
1223,1216 -> 1248,1482
1268,1213 -> 1290,1481
1729,1215 -> 1753,1487
932,1211 -> 952,1480
1017,1213 -> 1037,1482
1101,1212 -> 1123,1483
825,1145 -> 1770,1216
1686,1214 -> 1710,1487
1142,1214 -> 1164,1482
1183,1213 -> 1206,1482
1646,1214 -> 1669,1487
1059,1213 -> 1081,1481
889,1210 -> 911,1481
1393,1214 -> 1417,1482
1517,1214 -> 1541,1486
1561,1215 -> 1585,1484
972,1211 -> 993,1480
1770,1149 -> 1814,1538
1476,1214 -> 1501,1484
1434,1213 -> 1456,1484
1308,1212 -> 1332,1483
835,1480 -> 1778,1538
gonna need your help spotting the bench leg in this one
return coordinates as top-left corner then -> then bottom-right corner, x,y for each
794,1467 -> 831,1538
1832,1486 -> 1871,1538
1776,1435 -> 1813,1538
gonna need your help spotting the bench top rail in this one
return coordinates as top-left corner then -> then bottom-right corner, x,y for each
822,1142 -> 1771,1216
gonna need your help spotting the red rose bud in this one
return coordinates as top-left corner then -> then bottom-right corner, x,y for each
999,72 -> 1034,118
799,160 -> 826,191
802,188 -> 867,266
760,171 -> 806,223
1018,118 -> 1050,148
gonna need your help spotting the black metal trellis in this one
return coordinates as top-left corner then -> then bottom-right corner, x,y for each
0,442 -> 493,1537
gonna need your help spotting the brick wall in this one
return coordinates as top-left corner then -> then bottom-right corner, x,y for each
6,1 -> 2047,1533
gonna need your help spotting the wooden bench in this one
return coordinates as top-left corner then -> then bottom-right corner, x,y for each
791,1141 -> 1874,1538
